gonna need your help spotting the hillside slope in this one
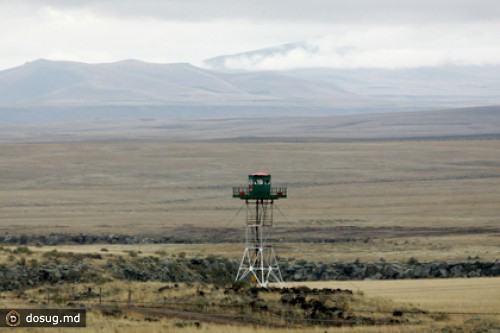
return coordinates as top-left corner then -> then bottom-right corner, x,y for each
0,59 -> 356,108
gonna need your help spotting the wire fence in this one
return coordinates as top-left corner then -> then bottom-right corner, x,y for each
3,276 -> 497,330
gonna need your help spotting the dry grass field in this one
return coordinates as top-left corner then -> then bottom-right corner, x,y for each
291,278 -> 500,314
0,138 -> 499,332
0,139 -> 499,262
3,277 -> 499,332
290,278 -> 500,332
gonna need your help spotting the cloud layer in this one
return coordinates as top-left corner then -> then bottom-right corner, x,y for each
217,23 -> 500,70
12,0 -> 500,23
1,1 -> 500,70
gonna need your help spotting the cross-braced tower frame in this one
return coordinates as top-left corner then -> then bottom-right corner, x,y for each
232,172 -> 287,288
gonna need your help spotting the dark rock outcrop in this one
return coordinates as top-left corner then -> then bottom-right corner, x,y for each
1,255 -> 499,291
279,260 -> 500,281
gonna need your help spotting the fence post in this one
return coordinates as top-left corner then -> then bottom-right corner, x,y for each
127,289 -> 132,307
99,287 -> 102,304
46,289 -> 50,305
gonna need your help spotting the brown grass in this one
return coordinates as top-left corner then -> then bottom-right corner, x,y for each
2,244 -> 498,331
0,139 -> 499,264
6,277 -> 500,333
0,140 -> 499,233
289,277 -> 500,314
1,139 -> 500,332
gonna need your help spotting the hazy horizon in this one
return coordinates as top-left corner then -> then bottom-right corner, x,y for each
2,1 -> 500,71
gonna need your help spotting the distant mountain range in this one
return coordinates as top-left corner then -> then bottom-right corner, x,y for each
0,58 -> 357,107
0,57 -> 500,124
0,56 -> 500,125
205,43 -> 500,102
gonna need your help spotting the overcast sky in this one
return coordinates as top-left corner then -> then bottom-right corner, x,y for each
1,0 -> 500,71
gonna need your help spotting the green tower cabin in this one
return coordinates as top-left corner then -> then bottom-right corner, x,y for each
232,172 -> 287,288
232,172 -> 287,200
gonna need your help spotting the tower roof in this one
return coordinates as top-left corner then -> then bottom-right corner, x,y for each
250,172 -> 270,176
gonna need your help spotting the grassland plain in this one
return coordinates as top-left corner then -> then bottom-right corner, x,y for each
0,138 -> 499,332
0,139 -> 499,262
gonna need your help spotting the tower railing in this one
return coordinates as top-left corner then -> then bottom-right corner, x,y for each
232,186 -> 287,199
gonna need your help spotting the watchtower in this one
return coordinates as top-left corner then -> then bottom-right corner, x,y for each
232,172 -> 287,287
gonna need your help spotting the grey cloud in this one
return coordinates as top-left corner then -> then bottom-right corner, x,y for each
2,0 -> 500,71
15,0 -> 500,23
